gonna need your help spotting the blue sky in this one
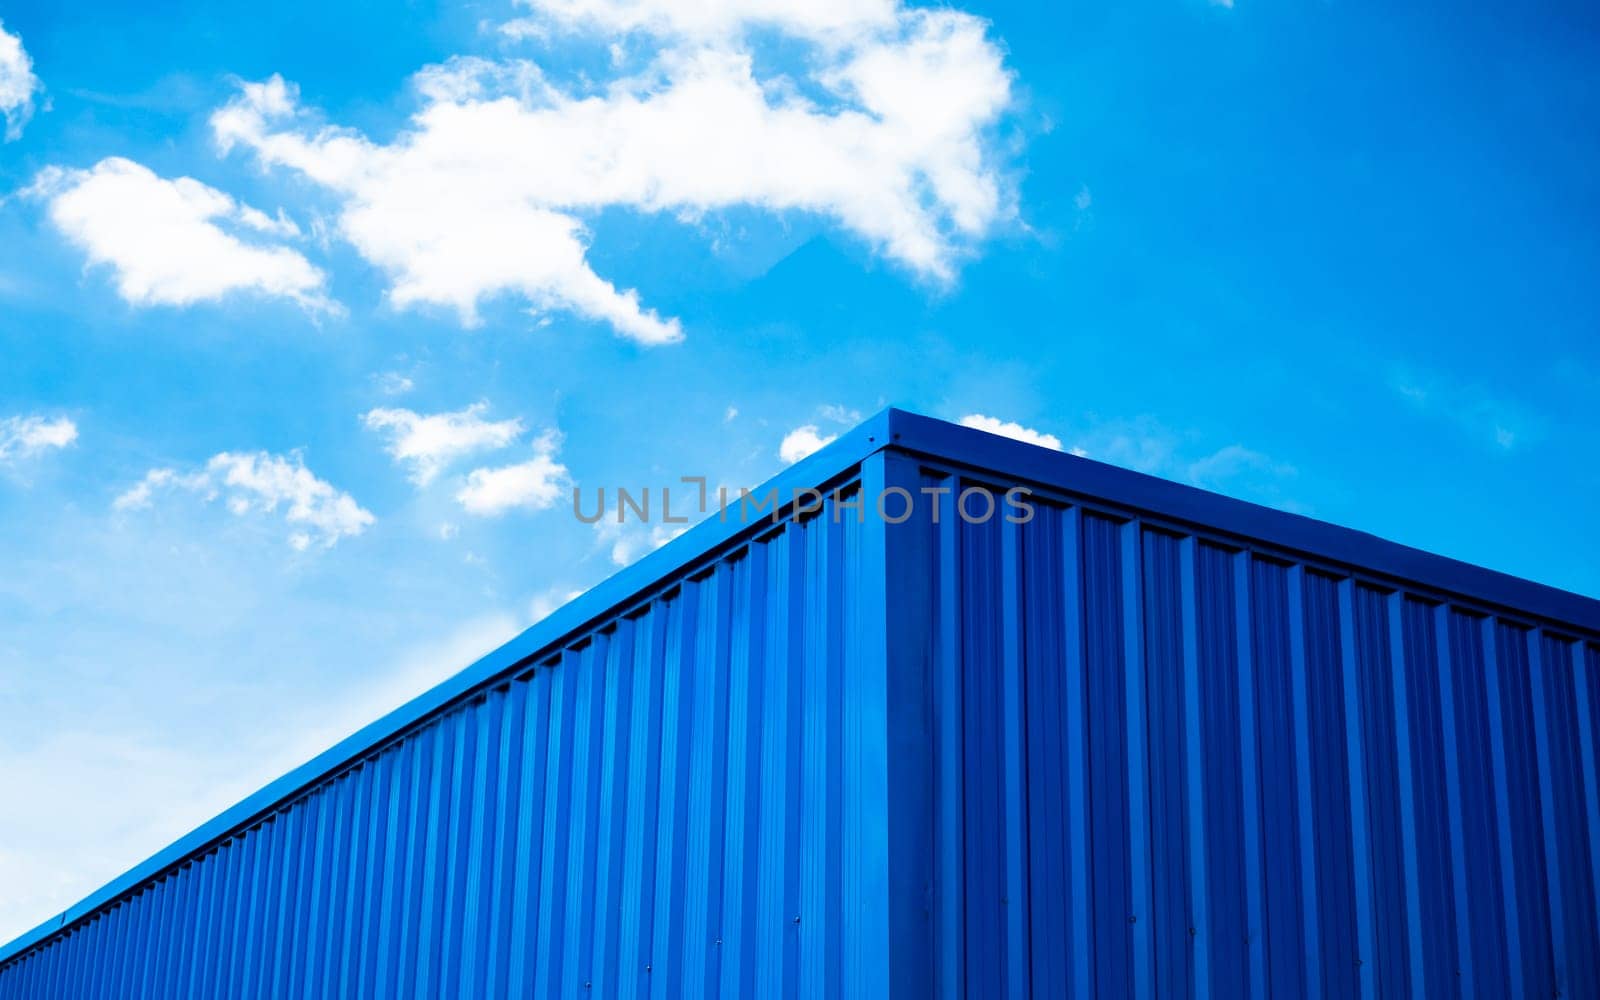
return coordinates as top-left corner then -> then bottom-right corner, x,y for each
1,0 -> 1598,942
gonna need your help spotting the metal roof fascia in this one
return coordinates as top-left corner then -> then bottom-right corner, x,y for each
881,408 -> 1600,636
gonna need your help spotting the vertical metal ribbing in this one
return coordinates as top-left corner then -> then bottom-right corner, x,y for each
520,670 -> 557,995
652,583 -> 700,996
1337,579 -> 1377,998
849,455 -> 903,999
799,513 -> 834,999
617,607 -> 665,1000
999,514 -> 1032,998
720,543 -> 767,1000
1432,605 -> 1476,992
1527,631 -> 1568,994
1178,538 -> 1211,1000
300,785 -> 331,995
683,567 -> 730,999
753,528 -> 796,1000
460,690 -> 499,998
1062,507 -> 1093,1000
534,654 -> 575,999
1286,565 -> 1322,1000
1571,643 -> 1600,982
932,478 -> 965,1000
592,623 -> 637,999
318,777 -> 350,997
1480,618 -> 1526,996
1386,595 -> 1428,999
563,636 -> 611,998
484,680 -> 526,999
1232,551 -> 1267,1000
1121,519 -> 1154,1000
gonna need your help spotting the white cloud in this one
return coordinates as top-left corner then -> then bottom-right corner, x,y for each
505,0 -> 899,43
1391,366 -> 1529,452
819,403 -> 862,425
593,519 -> 686,567
210,0 -> 1012,342
0,20 -> 40,141
372,371 -> 415,396
959,413 -> 1062,451
363,402 -> 523,486
114,451 -> 373,548
1186,444 -> 1296,489
529,583 -> 586,622
456,431 -> 569,516
0,415 -> 77,463
28,157 -> 331,311
778,424 -> 836,464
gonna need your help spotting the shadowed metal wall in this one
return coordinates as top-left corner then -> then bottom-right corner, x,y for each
905,455 -> 1600,1000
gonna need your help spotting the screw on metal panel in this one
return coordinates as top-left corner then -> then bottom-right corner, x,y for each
1001,896 -> 1008,905
1128,915 -> 1137,924
1355,958 -> 1363,967
715,939 -> 722,947
1189,927 -> 1196,937
645,964 -> 651,973
585,982 -> 591,990
794,916 -> 801,924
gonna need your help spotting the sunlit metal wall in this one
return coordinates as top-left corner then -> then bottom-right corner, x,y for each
0,487 -> 894,999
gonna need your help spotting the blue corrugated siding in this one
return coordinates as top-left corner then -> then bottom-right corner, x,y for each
0,491 -> 875,999
922,469 -> 1600,1000
5,410 -> 1599,1000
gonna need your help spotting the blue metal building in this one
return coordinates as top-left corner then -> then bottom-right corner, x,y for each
2,408 -> 1597,998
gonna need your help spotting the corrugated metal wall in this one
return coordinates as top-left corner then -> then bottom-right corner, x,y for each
0,490 -> 880,999
920,466 -> 1600,1000
6,417 -> 1599,1000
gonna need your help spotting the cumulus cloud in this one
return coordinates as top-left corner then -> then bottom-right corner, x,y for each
456,431 -> 569,516
114,451 -> 373,549
778,424 -> 836,464
0,20 -> 40,140
0,415 -> 77,463
363,402 -> 522,486
958,413 -> 1062,450
209,0 -> 1013,342
28,157 -> 331,311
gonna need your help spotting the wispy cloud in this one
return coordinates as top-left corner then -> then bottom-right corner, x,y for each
208,0 -> 1014,341
0,415 -> 77,464
114,451 -> 373,549
955,410 -> 1302,509
28,158 -> 332,312
363,402 -> 523,486
593,518 -> 687,567
371,371 -> 415,396
1390,366 -> 1530,451
0,19 -> 41,140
